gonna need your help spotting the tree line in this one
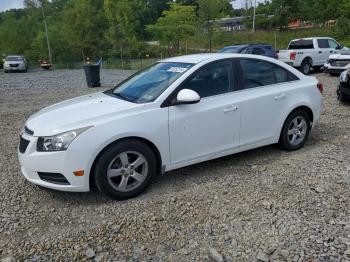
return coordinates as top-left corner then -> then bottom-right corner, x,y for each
0,0 -> 349,65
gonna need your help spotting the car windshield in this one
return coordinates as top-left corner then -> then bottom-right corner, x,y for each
341,48 -> 350,55
111,62 -> 193,103
219,46 -> 244,53
5,56 -> 23,61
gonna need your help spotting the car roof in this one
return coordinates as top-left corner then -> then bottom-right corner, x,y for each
161,53 -> 272,64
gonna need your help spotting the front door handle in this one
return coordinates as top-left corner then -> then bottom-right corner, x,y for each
319,51 -> 322,54
224,105 -> 239,113
274,94 -> 286,100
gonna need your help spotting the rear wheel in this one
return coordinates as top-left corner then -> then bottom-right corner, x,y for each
93,140 -> 157,200
300,59 -> 312,75
279,110 -> 311,151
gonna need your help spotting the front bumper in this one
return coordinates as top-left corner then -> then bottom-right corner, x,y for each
324,64 -> 350,74
4,64 -> 26,71
18,132 -> 90,192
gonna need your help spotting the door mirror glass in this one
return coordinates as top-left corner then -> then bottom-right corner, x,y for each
336,45 -> 343,50
176,89 -> 200,105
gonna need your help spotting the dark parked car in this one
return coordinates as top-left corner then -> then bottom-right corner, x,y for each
219,44 -> 278,59
337,69 -> 350,102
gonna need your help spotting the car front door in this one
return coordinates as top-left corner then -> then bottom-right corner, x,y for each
236,58 -> 299,147
167,60 -> 241,165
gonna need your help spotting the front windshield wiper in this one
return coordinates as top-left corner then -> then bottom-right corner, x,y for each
113,92 -> 135,103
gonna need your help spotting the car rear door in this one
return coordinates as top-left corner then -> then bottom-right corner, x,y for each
167,60 -> 241,165
236,58 -> 299,146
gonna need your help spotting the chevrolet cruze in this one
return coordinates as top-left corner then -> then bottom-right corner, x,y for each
18,54 -> 323,200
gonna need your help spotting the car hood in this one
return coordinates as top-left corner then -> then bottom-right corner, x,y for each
329,54 -> 350,60
26,92 -> 143,136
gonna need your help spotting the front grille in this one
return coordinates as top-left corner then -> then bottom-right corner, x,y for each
19,136 -> 30,153
330,60 -> 350,67
24,126 -> 34,136
10,64 -> 19,67
37,172 -> 70,185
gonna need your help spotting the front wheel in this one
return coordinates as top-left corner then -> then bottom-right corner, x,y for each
279,110 -> 311,151
93,140 -> 157,200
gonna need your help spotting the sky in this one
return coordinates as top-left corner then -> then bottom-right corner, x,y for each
0,0 -> 266,12
0,0 -> 24,12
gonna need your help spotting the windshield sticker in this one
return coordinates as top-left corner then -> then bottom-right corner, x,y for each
167,67 -> 188,73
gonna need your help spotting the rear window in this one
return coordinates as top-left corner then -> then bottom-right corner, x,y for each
288,40 -> 314,50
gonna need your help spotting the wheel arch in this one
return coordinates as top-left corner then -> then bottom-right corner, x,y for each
302,56 -> 313,66
89,136 -> 163,189
279,105 -> 314,140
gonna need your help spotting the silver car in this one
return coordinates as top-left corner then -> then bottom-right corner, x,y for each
4,55 -> 28,73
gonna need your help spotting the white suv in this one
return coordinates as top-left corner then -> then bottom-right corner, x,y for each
18,54 -> 323,200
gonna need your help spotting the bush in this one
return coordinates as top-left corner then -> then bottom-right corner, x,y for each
336,17 -> 350,39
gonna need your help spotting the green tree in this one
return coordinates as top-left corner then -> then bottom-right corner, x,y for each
147,3 -> 197,55
197,0 -> 233,51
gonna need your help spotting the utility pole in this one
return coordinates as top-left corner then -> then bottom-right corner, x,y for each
252,0 -> 257,32
41,1 -> 53,68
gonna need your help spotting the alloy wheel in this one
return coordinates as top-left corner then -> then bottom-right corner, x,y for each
107,151 -> 148,192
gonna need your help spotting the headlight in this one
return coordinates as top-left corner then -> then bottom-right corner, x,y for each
37,126 -> 92,152
340,70 -> 349,83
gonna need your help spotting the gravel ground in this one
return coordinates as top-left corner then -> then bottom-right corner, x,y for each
1,69 -> 350,262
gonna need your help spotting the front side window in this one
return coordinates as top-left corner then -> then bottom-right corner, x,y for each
111,62 -> 193,103
328,39 -> 339,49
182,60 -> 233,98
318,39 -> 330,49
239,59 -> 299,89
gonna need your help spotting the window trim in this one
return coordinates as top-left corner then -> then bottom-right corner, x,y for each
161,59 -> 236,108
234,57 -> 300,91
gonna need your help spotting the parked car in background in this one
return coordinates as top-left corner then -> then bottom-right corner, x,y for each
18,53 -> 322,200
278,37 -> 343,75
4,55 -> 28,73
337,69 -> 350,102
219,44 -> 278,59
324,47 -> 350,76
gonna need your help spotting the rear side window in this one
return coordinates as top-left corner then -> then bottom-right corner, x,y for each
318,39 -> 330,48
239,59 -> 299,89
183,60 -> 234,98
288,40 -> 314,49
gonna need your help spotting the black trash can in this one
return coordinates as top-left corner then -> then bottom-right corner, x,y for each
83,64 -> 101,87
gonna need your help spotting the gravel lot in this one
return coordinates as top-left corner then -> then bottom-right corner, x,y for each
1,69 -> 350,262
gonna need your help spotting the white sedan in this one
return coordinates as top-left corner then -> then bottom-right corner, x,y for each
18,54 -> 323,200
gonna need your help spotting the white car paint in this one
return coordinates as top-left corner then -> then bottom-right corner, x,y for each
18,53 -> 323,192
278,37 -> 342,68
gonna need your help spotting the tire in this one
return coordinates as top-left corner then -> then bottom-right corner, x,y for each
300,59 -> 312,75
279,110 -> 311,151
93,139 -> 157,200
337,86 -> 349,103
330,73 -> 339,77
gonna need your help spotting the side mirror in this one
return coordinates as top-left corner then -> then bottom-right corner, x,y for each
175,89 -> 200,105
336,45 -> 343,50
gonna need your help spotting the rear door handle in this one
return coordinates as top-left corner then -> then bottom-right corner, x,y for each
224,105 -> 239,113
274,94 -> 286,100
